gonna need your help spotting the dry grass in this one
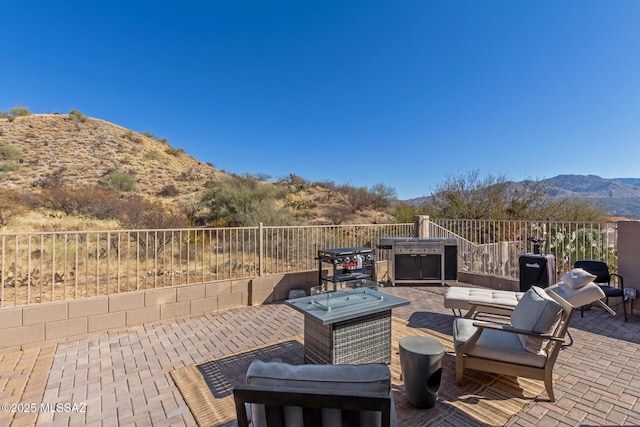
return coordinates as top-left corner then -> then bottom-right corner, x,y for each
0,114 -> 395,231
0,114 -> 220,197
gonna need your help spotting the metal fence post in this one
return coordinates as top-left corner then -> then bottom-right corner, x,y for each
259,222 -> 264,277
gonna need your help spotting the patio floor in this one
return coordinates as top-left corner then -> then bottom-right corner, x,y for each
2,283 -> 640,426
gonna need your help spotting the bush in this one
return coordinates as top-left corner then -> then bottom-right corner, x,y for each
165,147 -> 185,156
0,161 -> 21,172
122,130 -> 143,144
157,184 -> 180,197
9,106 -> 30,117
0,141 -> 21,160
38,167 -> 67,188
201,175 -> 291,226
69,109 -> 88,123
144,150 -> 162,160
103,171 -> 136,192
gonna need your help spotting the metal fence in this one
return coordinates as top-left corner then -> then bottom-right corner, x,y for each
427,218 -> 618,279
0,219 -> 617,307
0,223 -> 413,307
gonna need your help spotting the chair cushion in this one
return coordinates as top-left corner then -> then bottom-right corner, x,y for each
561,268 -> 596,289
510,286 -> 563,353
546,282 -> 605,307
453,318 -> 548,368
246,360 -> 396,427
444,287 -> 523,315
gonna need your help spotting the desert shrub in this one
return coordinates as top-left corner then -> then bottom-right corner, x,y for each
122,130 -> 143,144
0,189 -> 26,227
0,141 -> 21,160
179,196 -> 205,225
103,171 -> 136,192
37,167 -> 68,188
369,183 -> 397,209
156,137 -> 168,145
392,202 -> 424,223
157,184 -> 180,197
69,109 -> 88,123
201,175 -> 291,226
165,147 -> 185,156
144,150 -> 162,160
0,161 -> 21,172
142,131 -> 155,139
39,185 -> 118,217
9,106 -> 30,117
116,197 -> 181,228
41,186 -> 84,215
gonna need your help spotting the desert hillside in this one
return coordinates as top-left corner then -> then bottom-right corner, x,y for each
0,113 -> 395,231
0,113 -> 221,196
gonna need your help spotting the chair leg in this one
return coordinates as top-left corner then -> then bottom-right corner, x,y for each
545,370 -> 556,402
455,353 -> 464,385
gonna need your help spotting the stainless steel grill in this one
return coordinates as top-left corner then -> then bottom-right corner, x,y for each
378,238 -> 458,286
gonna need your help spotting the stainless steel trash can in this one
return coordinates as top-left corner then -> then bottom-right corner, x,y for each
399,336 -> 444,409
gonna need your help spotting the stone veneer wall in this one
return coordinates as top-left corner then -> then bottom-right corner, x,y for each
0,270 -> 318,351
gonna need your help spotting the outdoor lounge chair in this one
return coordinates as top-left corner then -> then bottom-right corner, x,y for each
233,360 -> 396,427
574,260 -> 627,322
453,286 -> 574,402
444,268 -> 613,318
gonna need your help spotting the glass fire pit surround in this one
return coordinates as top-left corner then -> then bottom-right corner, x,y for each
286,287 -> 410,364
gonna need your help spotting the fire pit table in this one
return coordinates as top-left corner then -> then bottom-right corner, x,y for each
286,287 -> 410,364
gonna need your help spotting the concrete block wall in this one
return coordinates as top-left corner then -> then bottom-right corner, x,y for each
617,221 -> 640,315
0,270 -> 318,351
457,271 -> 519,291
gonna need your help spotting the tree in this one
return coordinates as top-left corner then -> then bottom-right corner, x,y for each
369,183 -> 397,209
423,170 -> 607,221
201,175 -> 291,226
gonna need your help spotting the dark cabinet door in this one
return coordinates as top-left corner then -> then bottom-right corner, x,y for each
394,255 -> 419,280
419,254 -> 441,280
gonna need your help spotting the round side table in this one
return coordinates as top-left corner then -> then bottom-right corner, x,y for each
399,336 -> 445,409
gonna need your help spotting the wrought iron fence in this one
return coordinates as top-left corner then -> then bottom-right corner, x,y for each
0,219 -> 617,307
0,223 -> 413,307
427,218 -> 618,280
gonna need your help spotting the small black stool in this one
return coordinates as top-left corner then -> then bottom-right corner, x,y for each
399,336 -> 444,409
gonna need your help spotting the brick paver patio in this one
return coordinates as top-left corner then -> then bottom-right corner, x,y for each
1,284 -> 639,426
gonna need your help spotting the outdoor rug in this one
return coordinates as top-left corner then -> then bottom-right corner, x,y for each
171,318 -> 556,427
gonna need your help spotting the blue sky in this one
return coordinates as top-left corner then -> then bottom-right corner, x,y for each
2,1 -> 639,200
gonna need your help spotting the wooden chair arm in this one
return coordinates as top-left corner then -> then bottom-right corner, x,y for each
471,321 -> 564,342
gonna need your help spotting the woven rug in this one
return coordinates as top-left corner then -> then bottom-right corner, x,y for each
171,318 -> 555,427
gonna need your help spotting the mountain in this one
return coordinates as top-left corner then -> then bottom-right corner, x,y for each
541,175 -> 640,216
404,174 -> 640,217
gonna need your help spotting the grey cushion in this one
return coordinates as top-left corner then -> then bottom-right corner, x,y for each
453,318 -> 548,368
510,286 -> 562,353
246,360 -> 396,427
561,268 -> 596,289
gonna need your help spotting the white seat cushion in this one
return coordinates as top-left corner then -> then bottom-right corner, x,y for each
561,268 -> 597,289
546,281 -> 605,307
444,287 -> 523,315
